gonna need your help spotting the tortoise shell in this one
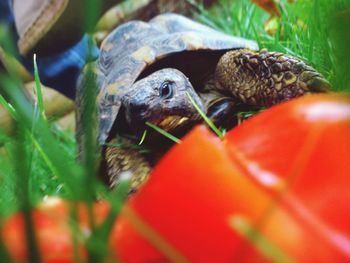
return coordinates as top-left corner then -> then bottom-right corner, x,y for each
77,13 -> 258,147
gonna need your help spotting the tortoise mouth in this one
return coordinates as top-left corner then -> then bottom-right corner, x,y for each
131,112 -> 200,135
124,95 -> 203,134
151,115 -> 193,132
111,112 -> 198,151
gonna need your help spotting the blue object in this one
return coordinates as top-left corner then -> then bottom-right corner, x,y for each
0,0 -> 99,99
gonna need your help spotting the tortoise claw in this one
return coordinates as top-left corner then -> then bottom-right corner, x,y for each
306,76 -> 331,93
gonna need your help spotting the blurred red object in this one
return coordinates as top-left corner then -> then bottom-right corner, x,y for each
2,197 -> 110,263
112,93 -> 350,262
251,0 -> 280,16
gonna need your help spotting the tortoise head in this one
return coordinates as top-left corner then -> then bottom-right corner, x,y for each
122,68 -> 204,136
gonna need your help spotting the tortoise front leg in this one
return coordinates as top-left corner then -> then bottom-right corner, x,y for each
101,136 -> 151,193
214,48 -> 331,107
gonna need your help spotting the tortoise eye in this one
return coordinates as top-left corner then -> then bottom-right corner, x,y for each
159,81 -> 174,99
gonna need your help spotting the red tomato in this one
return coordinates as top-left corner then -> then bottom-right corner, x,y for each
112,94 -> 350,262
2,197 -> 110,263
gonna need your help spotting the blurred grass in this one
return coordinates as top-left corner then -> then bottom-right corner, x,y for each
0,0 -> 349,261
0,0 -> 127,261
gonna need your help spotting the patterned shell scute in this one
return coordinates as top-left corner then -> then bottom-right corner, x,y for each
96,13 -> 259,144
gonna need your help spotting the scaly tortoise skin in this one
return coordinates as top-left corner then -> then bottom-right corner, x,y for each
76,13 -> 330,191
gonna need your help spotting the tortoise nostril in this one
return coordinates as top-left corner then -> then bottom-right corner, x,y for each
129,102 -> 148,116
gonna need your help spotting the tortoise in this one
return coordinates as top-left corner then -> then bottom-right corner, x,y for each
76,13 -> 330,192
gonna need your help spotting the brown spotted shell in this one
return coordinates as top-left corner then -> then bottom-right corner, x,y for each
76,13 -> 258,148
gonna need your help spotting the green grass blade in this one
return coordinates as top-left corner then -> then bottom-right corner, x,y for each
186,92 -> 223,138
33,54 -> 45,118
80,63 -> 99,188
0,95 -> 17,119
27,132 -> 59,176
229,215 -> 293,263
99,180 -> 129,238
80,63 -> 100,260
138,130 -> 147,145
83,1 -> 116,262
146,122 -> 181,144
122,206 -> 191,263
13,126 -> 42,263
69,203 -> 84,263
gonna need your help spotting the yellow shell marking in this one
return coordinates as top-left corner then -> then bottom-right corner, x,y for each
105,79 -> 130,95
105,83 -> 120,96
181,33 -> 203,50
132,46 -> 156,64
102,42 -> 114,52
123,33 -> 131,40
